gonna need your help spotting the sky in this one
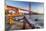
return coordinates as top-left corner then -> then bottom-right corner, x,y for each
6,1 -> 29,10
6,0 -> 44,13
31,2 -> 44,13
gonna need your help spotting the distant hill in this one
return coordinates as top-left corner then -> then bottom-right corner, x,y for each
32,12 -> 44,15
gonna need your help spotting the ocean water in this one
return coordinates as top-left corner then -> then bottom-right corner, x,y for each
5,14 -> 44,30
25,15 -> 44,28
